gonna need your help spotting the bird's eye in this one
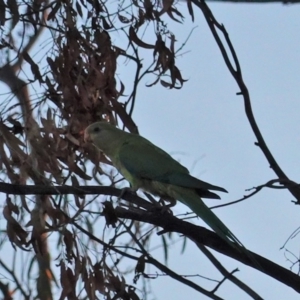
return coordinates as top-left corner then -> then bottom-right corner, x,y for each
93,127 -> 100,133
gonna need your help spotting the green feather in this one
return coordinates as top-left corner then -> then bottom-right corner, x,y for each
84,122 -> 251,256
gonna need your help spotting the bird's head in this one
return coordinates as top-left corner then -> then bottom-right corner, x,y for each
84,122 -> 121,152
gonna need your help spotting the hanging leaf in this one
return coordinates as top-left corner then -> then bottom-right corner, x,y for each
129,27 -> 155,49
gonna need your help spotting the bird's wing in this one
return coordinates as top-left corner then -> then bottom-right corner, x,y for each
118,136 -> 227,194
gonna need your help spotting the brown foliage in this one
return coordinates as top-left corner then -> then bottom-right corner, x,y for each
0,0 -> 191,299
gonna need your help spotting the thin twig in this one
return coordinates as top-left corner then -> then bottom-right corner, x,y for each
121,220 -> 224,300
197,244 -> 263,299
210,178 -> 298,209
191,0 -> 300,202
0,259 -> 30,299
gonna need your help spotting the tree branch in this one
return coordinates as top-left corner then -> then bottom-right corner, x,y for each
2,181 -> 299,293
115,206 -> 300,294
191,0 -> 300,203
121,220 -> 223,299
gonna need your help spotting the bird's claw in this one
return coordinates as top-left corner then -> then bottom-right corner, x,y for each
149,197 -> 174,215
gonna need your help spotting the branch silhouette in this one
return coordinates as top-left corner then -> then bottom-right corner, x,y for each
2,180 -> 298,293
191,0 -> 300,203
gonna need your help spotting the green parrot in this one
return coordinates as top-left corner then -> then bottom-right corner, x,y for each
84,121 -> 242,249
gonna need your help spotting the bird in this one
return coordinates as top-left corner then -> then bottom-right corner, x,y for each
84,121 -> 243,250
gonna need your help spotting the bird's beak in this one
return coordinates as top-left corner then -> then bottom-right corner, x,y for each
83,130 -> 91,143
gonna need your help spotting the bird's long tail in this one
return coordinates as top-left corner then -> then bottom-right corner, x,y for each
173,188 -> 261,269
175,188 -> 243,247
